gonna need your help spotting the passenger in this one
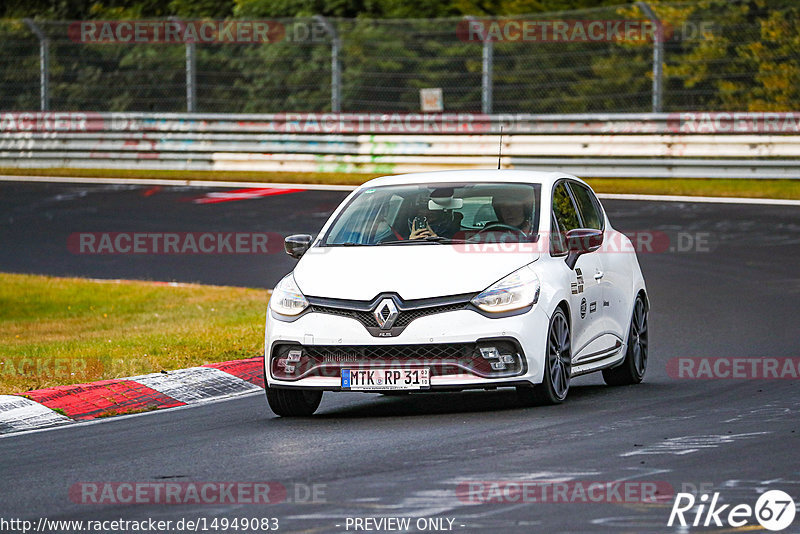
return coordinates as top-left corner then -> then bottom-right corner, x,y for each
409,205 -> 461,240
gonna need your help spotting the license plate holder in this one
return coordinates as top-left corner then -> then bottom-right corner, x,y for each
341,368 -> 430,391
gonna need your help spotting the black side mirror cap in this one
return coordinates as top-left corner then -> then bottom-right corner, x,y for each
284,234 -> 313,259
565,228 -> 603,269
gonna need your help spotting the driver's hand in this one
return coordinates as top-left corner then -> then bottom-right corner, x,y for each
410,224 -> 438,240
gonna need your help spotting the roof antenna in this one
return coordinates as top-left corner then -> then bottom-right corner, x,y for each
497,126 -> 503,170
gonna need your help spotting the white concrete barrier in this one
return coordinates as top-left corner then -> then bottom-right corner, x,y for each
1,112 -> 799,178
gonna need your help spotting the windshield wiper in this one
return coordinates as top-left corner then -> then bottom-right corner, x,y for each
378,236 -> 467,245
325,241 -> 372,247
422,236 -> 468,244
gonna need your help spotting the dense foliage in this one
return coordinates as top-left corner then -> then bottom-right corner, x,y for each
2,0 -> 798,112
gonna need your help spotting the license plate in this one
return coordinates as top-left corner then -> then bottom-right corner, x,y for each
341,368 -> 429,391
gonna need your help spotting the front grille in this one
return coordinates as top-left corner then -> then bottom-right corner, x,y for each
394,303 -> 469,327
309,301 -> 470,329
270,340 -> 525,381
305,343 -> 479,361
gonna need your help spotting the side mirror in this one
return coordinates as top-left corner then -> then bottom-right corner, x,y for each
284,234 -> 312,259
565,228 -> 603,269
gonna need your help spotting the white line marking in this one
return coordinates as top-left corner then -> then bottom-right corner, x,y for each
620,432 -> 769,457
597,192 -> 800,206
0,175 -> 357,191
3,174 -> 800,204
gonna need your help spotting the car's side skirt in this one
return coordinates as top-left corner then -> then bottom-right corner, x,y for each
571,338 -> 625,377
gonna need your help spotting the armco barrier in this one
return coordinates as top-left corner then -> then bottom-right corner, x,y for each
1,112 -> 799,178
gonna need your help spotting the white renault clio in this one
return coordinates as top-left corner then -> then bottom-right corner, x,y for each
264,170 -> 648,416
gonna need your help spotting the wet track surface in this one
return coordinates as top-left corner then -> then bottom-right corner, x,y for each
0,182 -> 799,532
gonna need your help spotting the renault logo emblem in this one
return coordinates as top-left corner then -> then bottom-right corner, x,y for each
374,299 -> 399,330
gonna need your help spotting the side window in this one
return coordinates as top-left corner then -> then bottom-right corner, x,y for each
569,183 -> 604,230
550,214 -> 567,255
551,182 -> 579,255
553,182 -> 580,231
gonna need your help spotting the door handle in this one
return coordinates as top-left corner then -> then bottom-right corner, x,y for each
594,271 -> 604,280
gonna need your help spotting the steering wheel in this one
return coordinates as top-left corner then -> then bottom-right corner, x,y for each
375,214 -> 406,242
474,222 -> 527,238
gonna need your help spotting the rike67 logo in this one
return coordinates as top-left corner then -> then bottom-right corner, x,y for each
668,490 -> 796,531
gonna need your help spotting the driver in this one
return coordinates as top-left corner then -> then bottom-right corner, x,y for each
491,192 -> 533,234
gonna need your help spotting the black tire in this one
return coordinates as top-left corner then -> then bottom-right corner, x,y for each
603,295 -> 648,386
266,388 -> 322,417
517,307 -> 571,406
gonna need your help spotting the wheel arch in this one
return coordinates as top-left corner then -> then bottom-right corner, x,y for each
637,288 -> 650,311
555,299 -> 571,329
622,288 -> 649,353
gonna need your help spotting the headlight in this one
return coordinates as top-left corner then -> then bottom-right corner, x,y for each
471,265 -> 540,313
270,273 -> 309,316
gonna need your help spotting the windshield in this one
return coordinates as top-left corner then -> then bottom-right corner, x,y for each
322,182 -> 541,246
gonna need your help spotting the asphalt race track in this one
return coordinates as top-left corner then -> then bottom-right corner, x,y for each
1,181 -> 799,533
0,182 -> 339,288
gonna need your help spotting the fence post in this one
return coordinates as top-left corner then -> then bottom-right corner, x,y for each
169,17 -> 196,112
482,36 -> 493,114
637,2 -> 663,112
186,40 -> 196,112
465,16 -> 493,114
314,15 -> 341,113
23,19 -> 49,111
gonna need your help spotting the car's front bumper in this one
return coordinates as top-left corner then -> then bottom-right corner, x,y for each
264,305 -> 550,390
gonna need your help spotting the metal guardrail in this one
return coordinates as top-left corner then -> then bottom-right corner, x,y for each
1,112 -> 799,178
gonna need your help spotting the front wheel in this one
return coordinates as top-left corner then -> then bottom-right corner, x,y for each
603,295 -> 648,386
266,388 -> 322,417
517,307 -> 571,406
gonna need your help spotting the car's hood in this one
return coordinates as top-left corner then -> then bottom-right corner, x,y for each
293,245 -> 539,300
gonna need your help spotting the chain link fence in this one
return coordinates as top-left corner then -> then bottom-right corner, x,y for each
1,0 -> 799,113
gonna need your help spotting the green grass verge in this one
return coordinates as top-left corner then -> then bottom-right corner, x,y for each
0,167 -> 379,186
0,273 -> 270,394
2,167 -> 799,199
584,178 -> 800,200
